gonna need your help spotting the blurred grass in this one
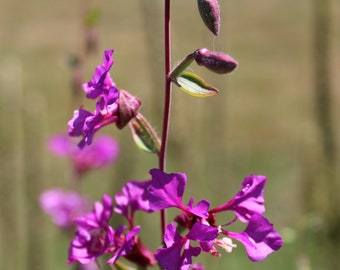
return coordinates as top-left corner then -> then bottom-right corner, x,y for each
0,0 -> 339,269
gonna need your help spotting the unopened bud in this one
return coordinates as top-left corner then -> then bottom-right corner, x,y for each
194,48 -> 238,74
197,0 -> 220,36
116,90 -> 142,129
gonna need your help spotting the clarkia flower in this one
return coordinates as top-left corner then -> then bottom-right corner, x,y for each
48,134 -> 120,177
68,49 -> 141,148
221,213 -> 282,262
146,169 -> 283,267
68,194 -> 149,266
40,188 -> 91,229
68,194 -> 114,264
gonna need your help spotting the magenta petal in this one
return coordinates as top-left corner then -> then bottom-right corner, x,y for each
180,246 -> 201,270
212,174 -> 267,222
83,49 -> 115,99
68,108 -> 94,137
73,135 -> 120,174
186,222 -> 218,242
155,222 -> 214,270
155,241 -> 183,270
68,195 -> 114,264
186,198 -> 210,219
40,189 -> 90,228
164,222 -> 182,247
48,134 -> 73,156
225,213 -> 283,261
148,169 -> 187,211
114,180 -> 151,219
107,226 -> 140,264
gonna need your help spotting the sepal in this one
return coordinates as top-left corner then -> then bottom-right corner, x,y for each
129,113 -> 161,154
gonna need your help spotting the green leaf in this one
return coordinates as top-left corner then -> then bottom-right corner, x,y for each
174,71 -> 219,97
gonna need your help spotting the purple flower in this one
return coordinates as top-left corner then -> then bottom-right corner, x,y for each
68,194 -> 144,266
83,49 -> 116,99
68,49 -> 142,147
114,180 -> 152,222
208,174 -> 283,261
68,49 -> 120,148
210,173 -> 266,222
147,169 -> 282,266
222,213 -> 282,261
68,195 -> 114,264
40,188 -> 90,229
155,222 -> 218,270
48,134 -> 120,177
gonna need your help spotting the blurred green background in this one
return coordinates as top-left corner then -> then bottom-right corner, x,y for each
1,0 -> 339,269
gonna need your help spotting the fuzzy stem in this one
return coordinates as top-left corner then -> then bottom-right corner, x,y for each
158,0 -> 172,238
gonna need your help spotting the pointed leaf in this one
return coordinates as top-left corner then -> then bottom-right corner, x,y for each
174,71 -> 219,97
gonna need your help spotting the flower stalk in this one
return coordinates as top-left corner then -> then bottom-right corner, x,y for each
158,0 -> 172,238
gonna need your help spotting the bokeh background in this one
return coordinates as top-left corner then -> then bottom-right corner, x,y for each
1,0 -> 339,269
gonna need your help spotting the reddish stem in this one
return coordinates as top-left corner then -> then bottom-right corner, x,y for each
158,0 -> 171,237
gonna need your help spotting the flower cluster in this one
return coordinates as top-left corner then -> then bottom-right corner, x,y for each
147,169 -> 282,269
64,169 -> 282,269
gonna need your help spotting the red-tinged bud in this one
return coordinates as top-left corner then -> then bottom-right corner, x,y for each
197,0 -> 221,36
116,90 -> 142,129
194,48 -> 238,74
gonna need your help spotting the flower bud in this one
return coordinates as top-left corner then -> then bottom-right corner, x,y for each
116,90 -> 142,129
194,48 -> 238,74
197,0 -> 220,36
